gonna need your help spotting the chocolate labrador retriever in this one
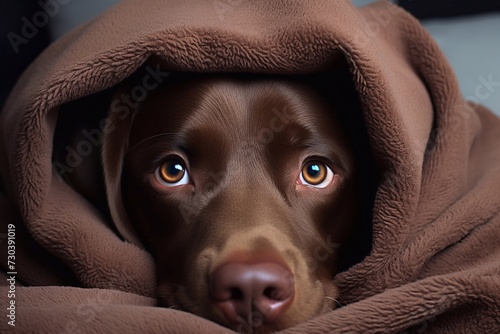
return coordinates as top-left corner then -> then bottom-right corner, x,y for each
58,71 -> 374,333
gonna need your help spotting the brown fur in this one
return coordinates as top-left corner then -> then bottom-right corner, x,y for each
103,74 -> 360,333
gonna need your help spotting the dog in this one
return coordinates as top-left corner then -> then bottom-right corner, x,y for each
59,71 -> 373,333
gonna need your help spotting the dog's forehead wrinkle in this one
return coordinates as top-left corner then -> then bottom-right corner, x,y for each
196,82 -> 247,126
125,132 -> 178,154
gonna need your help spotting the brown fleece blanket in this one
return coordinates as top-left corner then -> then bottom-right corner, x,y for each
1,0 -> 500,333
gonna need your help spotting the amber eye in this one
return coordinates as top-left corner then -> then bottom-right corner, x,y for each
155,159 -> 189,187
299,161 -> 334,188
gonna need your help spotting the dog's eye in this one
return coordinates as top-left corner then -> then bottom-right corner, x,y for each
299,161 -> 334,188
155,159 -> 189,187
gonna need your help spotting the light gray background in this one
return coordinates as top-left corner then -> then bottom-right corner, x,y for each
49,0 -> 500,115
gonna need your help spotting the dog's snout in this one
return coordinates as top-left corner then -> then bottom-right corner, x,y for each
209,262 -> 294,324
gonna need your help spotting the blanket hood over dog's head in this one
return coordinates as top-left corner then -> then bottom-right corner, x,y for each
1,1 -> 499,333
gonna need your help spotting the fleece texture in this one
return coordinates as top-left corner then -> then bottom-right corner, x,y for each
1,0 -> 499,333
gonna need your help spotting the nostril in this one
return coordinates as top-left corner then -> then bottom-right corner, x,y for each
229,287 -> 244,300
263,287 -> 286,301
209,261 -> 294,324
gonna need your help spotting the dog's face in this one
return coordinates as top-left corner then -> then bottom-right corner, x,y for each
120,74 -> 359,333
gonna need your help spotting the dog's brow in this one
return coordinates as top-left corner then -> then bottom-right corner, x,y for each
125,133 -> 176,155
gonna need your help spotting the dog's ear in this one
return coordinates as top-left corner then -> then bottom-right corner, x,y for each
101,86 -> 143,246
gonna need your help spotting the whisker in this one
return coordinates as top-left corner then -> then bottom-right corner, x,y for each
325,296 -> 343,308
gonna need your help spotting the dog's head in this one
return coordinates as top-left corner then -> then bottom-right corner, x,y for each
103,72 -> 366,333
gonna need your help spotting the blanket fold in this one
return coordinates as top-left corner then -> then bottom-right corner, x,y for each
1,0 -> 499,333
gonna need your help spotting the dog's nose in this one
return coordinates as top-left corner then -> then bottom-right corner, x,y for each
209,262 -> 294,324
